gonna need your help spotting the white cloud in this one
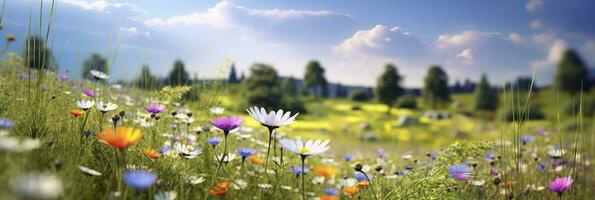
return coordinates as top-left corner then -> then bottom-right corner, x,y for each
532,39 -> 567,67
120,26 -> 139,34
526,0 -> 544,12
508,33 -> 524,44
435,30 -> 498,48
333,24 -> 427,58
456,48 -> 473,60
530,19 -> 543,29
531,32 -> 556,45
334,24 -> 392,54
243,8 -> 342,19
60,0 -> 142,12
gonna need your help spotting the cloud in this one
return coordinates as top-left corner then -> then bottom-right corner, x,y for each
60,0 -> 143,12
532,39 -> 567,67
508,33 -> 524,44
526,0 -> 544,12
530,19 -> 543,29
435,30 -> 499,48
333,24 -> 427,58
531,32 -> 556,45
456,49 -> 473,60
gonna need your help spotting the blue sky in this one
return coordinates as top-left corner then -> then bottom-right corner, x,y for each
2,0 -> 595,87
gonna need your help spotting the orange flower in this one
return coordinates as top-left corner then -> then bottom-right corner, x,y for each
70,109 -> 84,117
357,180 -> 370,189
96,127 -> 142,150
313,166 -> 337,178
249,155 -> 263,165
500,181 -> 513,188
209,181 -> 231,196
342,186 -> 358,196
321,195 -> 339,200
144,149 -> 161,159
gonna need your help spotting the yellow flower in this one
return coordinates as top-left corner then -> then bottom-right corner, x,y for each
96,127 -> 142,150
313,166 -> 337,178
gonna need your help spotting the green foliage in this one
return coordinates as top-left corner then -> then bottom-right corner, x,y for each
474,74 -> 499,111
281,77 -> 298,97
182,84 -> 201,102
555,49 -> 590,96
350,89 -> 370,102
375,63 -> 404,113
160,86 -> 191,103
82,53 -> 108,80
132,65 -> 160,90
22,36 -> 55,70
243,63 -> 283,109
303,60 -> 327,98
423,65 -> 450,109
397,95 -> 417,109
503,104 -> 545,122
167,59 -> 190,86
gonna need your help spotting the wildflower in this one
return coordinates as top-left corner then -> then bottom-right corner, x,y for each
500,181 -> 513,188
547,149 -> 566,158
11,172 -> 63,199
145,104 -> 166,114
96,101 -> 118,113
0,118 -> 15,129
90,70 -> 109,80
210,116 -> 243,134
471,180 -> 486,186
291,166 -> 309,176
237,147 -> 257,159
520,135 -> 535,145
210,107 -> 225,115
448,164 -> 472,181
7,33 -> 16,42
246,107 -> 298,128
209,181 -> 231,196
76,100 -> 95,111
83,89 -> 95,97
207,137 -> 221,147
313,166 -> 337,178
144,149 -> 161,159
258,183 -> 273,189
186,176 -> 205,185
0,136 -> 41,152
354,172 -> 371,182
344,154 -> 355,161
173,143 -> 202,159
215,153 -> 237,163
321,187 -> 339,200
69,109 -> 84,117
123,170 -> 157,191
232,179 -> 248,190
96,127 -> 143,150
77,165 -> 102,176
154,191 -> 177,200
279,139 -> 330,157
341,178 -> 359,197
249,155 -> 264,165
547,177 -> 573,196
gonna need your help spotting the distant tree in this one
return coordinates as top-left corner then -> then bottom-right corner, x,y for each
350,89 -> 371,102
167,59 -> 190,86
423,65 -> 450,109
132,65 -> 159,90
555,49 -> 590,96
335,83 -> 348,98
228,64 -> 240,83
243,63 -> 283,109
303,60 -> 328,98
23,36 -> 56,70
375,63 -> 405,114
474,73 -> 498,111
82,53 -> 108,81
397,95 -> 417,109
281,77 -> 298,97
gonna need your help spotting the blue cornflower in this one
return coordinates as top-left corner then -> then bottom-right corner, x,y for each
448,164 -> 472,181
236,147 -> 257,158
484,152 -> 496,161
207,137 -> 221,147
520,135 -> 535,144
0,118 -> 15,129
159,144 -> 171,154
538,162 -> 547,171
290,166 -> 309,176
344,154 -> 354,161
378,150 -> 388,158
323,187 -> 339,196
123,170 -> 157,190
354,172 -> 370,182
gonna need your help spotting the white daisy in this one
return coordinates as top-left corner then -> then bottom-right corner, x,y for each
76,100 -> 95,110
547,149 -> 566,158
210,107 -> 225,115
279,139 -> 329,156
11,172 -> 63,200
90,70 -> 109,80
77,165 -> 102,176
154,191 -> 177,200
0,136 -> 41,152
96,101 -> 118,113
232,179 -> 248,190
173,143 -> 202,159
246,107 -> 298,128
186,176 -> 205,185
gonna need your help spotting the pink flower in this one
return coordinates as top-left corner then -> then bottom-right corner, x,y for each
83,89 -> 95,97
547,177 -> 573,195
210,116 -> 243,133
144,104 -> 166,114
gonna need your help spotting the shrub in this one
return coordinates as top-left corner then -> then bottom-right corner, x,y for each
350,89 -> 370,102
397,96 -> 417,109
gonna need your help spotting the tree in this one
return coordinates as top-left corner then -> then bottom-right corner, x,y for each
23,36 -> 56,70
243,63 -> 283,109
474,73 -> 498,111
555,49 -> 590,96
132,65 -> 159,90
375,63 -> 404,114
82,53 -> 108,80
228,63 -> 240,83
167,59 -> 190,86
423,65 -> 450,109
281,77 -> 298,97
303,60 -> 328,98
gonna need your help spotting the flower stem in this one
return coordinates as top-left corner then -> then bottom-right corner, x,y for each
216,132 -> 229,176
363,172 -> 379,200
264,127 -> 274,179
301,155 -> 306,200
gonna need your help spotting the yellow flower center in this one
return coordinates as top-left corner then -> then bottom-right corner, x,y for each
299,147 -> 309,154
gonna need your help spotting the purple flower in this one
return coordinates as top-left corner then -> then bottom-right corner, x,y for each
207,138 -> 221,147
145,104 -> 166,114
59,74 -> 69,81
290,166 -> 309,175
538,162 -> 547,171
323,188 -> 339,196
83,89 -> 95,97
210,116 -> 243,133
547,177 -> 573,195
123,170 -> 157,191
520,135 -> 535,144
0,118 -> 15,129
354,172 -> 370,182
344,154 -> 354,161
490,168 -> 499,176
236,147 -> 256,158
448,164 -> 472,181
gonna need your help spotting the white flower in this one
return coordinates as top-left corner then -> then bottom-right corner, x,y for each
232,179 -> 248,190
210,107 -> 225,115
246,107 -> 298,128
12,172 -> 63,199
340,178 -> 358,187
76,100 -> 94,110
547,149 -> 566,158
258,183 -> 273,189
279,139 -> 329,156
186,176 -> 205,185
0,136 -> 40,152
280,185 -> 293,190
155,191 -> 177,200
471,180 -> 485,186
173,143 -> 202,159
214,153 -> 237,162
90,70 -> 109,80
77,165 -> 102,176
96,101 -> 118,113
